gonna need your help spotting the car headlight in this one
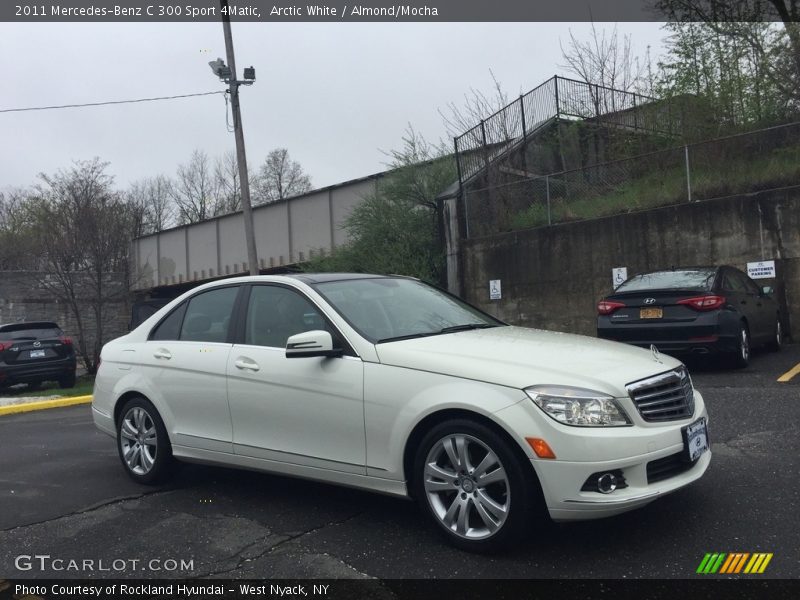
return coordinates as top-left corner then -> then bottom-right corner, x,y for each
525,385 -> 631,427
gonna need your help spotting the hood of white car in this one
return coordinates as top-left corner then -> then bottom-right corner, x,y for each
374,325 -> 681,397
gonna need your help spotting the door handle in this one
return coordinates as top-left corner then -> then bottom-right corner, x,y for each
234,358 -> 260,372
153,349 -> 172,360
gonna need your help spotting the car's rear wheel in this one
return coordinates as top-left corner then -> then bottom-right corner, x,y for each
766,317 -> 782,352
58,372 -> 76,388
412,419 -> 538,552
117,397 -> 173,484
731,322 -> 750,368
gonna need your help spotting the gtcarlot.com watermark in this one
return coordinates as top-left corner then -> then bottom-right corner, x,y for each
14,554 -> 194,572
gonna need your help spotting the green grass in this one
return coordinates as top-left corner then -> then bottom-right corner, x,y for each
510,144 -> 800,230
1,375 -> 94,399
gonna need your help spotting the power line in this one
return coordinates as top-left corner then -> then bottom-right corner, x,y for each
0,91 -> 225,113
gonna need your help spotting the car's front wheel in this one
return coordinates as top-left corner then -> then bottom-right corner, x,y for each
412,419 -> 540,552
116,397 -> 173,484
766,316 -> 782,352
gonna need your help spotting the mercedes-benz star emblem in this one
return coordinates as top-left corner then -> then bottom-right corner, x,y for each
651,344 -> 662,363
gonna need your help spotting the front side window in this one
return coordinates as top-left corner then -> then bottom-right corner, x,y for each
245,285 -> 331,348
179,287 -> 239,343
723,271 -> 747,293
314,278 -> 502,343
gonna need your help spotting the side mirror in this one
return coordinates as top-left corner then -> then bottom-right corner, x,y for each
761,285 -> 774,296
285,330 -> 342,358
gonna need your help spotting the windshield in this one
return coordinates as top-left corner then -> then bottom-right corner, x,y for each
616,269 -> 716,292
314,278 -> 503,343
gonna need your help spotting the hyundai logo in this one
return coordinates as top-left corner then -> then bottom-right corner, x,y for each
33,341 -> 41,347
643,298 -> 657,305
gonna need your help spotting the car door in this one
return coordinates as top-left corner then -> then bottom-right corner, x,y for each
736,270 -> 773,342
226,284 -> 366,474
142,285 -> 241,453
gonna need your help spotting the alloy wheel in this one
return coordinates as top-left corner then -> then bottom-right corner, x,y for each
119,406 -> 158,475
423,433 -> 510,540
740,327 -> 750,362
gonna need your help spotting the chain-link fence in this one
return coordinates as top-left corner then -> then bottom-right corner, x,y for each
464,121 -> 800,239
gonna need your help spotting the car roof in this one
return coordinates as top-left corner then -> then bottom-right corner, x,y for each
636,266 -> 722,276
0,321 -> 61,331
285,273 -> 410,284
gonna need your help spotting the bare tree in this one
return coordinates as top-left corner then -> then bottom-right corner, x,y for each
126,175 -> 174,236
171,149 -> 220,223
560,23 -> 643,92
254,148 -> 312,204
30,159 -> 132,373
213,150 -> 244,214
439,70 -> 511,140
560,23 -> 646,115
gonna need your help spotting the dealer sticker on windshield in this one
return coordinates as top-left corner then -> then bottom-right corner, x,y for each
683,417 -> 709,462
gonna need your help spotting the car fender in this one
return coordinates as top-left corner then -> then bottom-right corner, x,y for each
363,362 -> 526,480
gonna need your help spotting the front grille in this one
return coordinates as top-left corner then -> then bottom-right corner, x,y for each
647,451 -> 695,483
626,366 -> 695,422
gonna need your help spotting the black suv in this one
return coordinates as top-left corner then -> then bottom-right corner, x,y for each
0,322 -> 77,389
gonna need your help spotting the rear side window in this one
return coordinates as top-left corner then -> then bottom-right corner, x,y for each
0,326 -> 63,341
150,304 -> 187,341
180,287 -> 239,343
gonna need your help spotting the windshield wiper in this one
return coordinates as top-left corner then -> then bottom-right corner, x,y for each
376,323 -> 499,344
438,323 -> 499,334
376,332 -> 439,343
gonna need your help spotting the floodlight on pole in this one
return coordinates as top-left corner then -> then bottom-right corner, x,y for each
208,58 -> 232,81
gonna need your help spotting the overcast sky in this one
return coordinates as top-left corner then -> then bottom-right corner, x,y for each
0,22 -> 667,192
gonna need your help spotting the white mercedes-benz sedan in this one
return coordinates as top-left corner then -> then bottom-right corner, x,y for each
93,274 -> 710,551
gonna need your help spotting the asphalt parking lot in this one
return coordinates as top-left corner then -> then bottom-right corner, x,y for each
1,345 -> 798,580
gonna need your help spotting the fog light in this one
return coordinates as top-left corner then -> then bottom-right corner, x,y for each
597,473 -> 618,494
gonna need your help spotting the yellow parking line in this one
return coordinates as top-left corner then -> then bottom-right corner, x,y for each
777,362 -> 800,383
0,395 -> 93,416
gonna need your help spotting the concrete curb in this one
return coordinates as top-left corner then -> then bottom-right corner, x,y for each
0,395 -> 93,416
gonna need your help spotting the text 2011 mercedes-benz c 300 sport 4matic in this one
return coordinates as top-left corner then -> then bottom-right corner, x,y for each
93,274 -> 710,551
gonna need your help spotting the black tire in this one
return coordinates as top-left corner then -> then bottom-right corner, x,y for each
411,418 -> 542,553
731,322 -> 751,369
116,396 -> 174,485
766,316 -> 782,352
58,371 -> 77,389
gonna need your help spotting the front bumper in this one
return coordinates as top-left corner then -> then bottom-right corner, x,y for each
536,444 -> 710,520
493,390 -> 711,521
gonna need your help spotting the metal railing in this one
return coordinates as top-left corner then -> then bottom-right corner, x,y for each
454,75 -> 667,186
463,121 -> 800,238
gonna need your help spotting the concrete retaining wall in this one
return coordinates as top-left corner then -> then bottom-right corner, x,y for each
462,188 -> 800,338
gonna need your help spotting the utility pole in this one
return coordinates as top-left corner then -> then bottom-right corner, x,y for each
219,0 -> 258,275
